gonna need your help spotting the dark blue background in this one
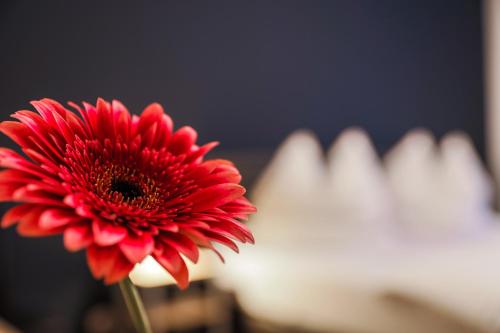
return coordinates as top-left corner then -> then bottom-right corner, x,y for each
0,0 -> 484,152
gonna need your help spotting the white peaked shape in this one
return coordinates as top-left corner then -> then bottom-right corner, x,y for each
250,130 -> 326,244
326,128 -> 396,246
216,129 -> 394,332
252,129 -> 325,212
384,129 -> 444,239
385,130 -> 494,240
215,128 -> 500,333
438,132 -> 494,233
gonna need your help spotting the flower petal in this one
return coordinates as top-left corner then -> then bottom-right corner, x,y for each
86,245 -> 119,279
104,252 -> 134,285
203,230 -> 240,253
0,148 -> 52,179
92,219 -> 127,246
0,183 -> 23,202
180,227 -> 225,262
94,98 -> 114,141
208,220 -> 254,244
159,232 -> 199,263
64,222 -> 93,252
118,233 -> 154,263
17,206 -> 61,237
169,126 -> 197,155
187,184 -> 246,212
153,245 -> 189,289
1,204 -> 37,228
0,121 -> 33,149
112,100 -> 131,142
39,208 -> 81,229
63,193 -> 84,208
12,187 -> 66,206
137,103 -> 171,137
185,141 -> 218,163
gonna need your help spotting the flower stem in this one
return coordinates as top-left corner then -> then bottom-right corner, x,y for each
119,277 -> 153,333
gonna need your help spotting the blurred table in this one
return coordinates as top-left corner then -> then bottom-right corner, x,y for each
0,318 -> 19,333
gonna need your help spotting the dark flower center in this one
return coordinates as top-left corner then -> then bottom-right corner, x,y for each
110,178 -> 143,200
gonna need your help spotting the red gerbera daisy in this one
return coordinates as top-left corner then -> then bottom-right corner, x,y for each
0,98 -> 255,288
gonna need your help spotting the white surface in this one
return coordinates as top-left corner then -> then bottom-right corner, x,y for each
484,0 -> 500,208
130,250 -> 214,288
215,129 -> 500,333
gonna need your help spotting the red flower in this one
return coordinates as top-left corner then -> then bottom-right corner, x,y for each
0,98 -> 255,288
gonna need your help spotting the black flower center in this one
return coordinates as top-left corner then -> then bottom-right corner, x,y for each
110,178 -> 143,200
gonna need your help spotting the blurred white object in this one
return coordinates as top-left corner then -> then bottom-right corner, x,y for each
252,130 -> 325,218
383,225 -> 500,333
216,129 -> 398,332
384,129 -> 441,238
130,250 -> 213,288
484,0 -> 500,208
327,128 -> 396,247
385,130 -> 494,240
438,132 -> 494,233
215,128 -> 500,333
249,130 -> 328,247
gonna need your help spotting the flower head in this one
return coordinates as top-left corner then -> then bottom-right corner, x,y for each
0,98 -> 255,288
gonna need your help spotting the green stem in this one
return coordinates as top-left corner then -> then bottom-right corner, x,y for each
119,277 -> 153,333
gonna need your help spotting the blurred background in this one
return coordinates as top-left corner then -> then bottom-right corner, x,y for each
0,0 -> 495,332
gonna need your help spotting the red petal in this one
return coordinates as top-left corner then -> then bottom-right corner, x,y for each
204,215 -> 254,243
92,219 -> 127,246
137,103 -> 169,134
160,232 -> 199,263
153,245 -> 189,289
64,222 -> 93,251
0,182 -> 22,201
221,197 -> 257,215
82,102 -> 100,138
11,111 -> 65,161
156,222 -> 179,232
208,221 -> 253,244
63,109 -> 89,140
69,101 -> 92,135
188,184 -> 245,212
112,100 -> 131,142
86,245 -> 120,279
155,114 -> 174,147
31,100 -> 61,122
23,148 -> 61,173
39,208 -> 81,229
63,193 -> 84,208
199,170 -> 242,187
185,142 -> 219,163
0,121 -> 33,149
1,204 -> 36,228
0,148 -> 51,179
12,187 -> 66,206
104,252 -> 134,284
17,206 -> 62,237
169,126 -> 197,155
180,227 -> 225,262
203,230 -> 240,253
141,122 -> 158,147
95,98 -> 114,141
51,109 -> 76,144
118,233 -> 154,263
0,169 -> 35,184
